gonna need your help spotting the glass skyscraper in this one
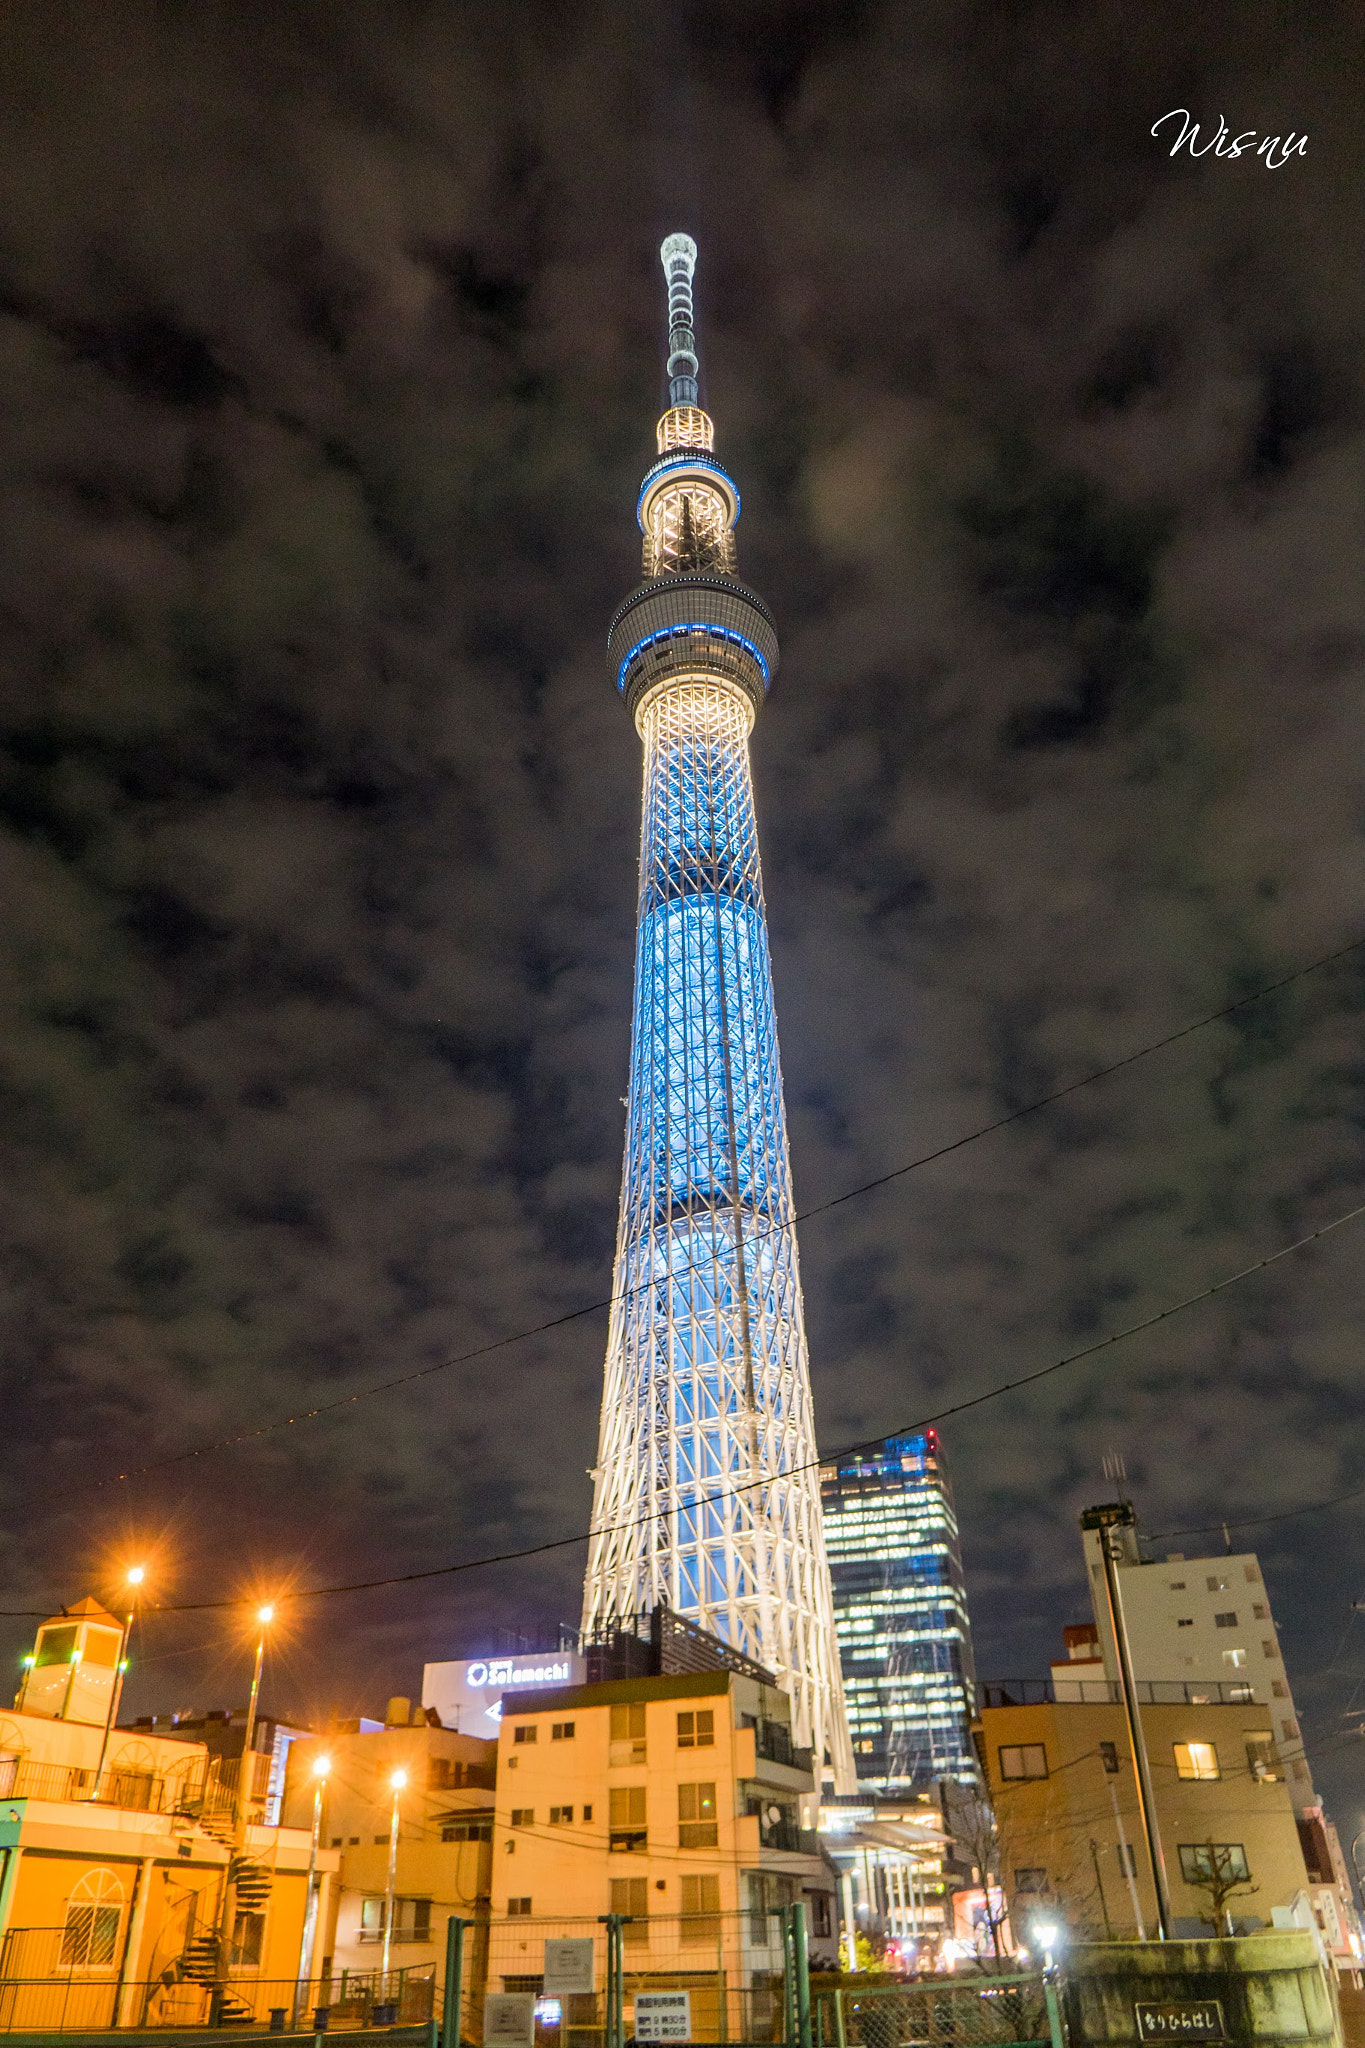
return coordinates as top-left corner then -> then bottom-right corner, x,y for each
820,1429 -> 978,1790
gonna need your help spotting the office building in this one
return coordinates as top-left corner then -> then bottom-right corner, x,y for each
821,1430 -> 978,1791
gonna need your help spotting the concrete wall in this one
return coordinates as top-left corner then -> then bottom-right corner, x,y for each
1062,1932 -> 1341,2048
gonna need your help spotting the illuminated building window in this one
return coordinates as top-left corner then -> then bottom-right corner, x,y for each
1174,1742 -> 1220,1781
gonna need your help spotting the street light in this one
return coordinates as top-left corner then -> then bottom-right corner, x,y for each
381,1768 -> 407,1987
94,1564 -> 147,1792
1032,1918 -> 1061,1971
295,1755 -> 332,2022
215,1600 -> 278,2006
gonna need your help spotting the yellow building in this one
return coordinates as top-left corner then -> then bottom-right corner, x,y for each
0,1599 -> 335,2030
282,1698 -> 495,2004
976,1690 -> 1315,1944
484,1665 -> 836,2024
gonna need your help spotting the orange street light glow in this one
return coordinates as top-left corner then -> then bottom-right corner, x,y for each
313,1754 -> 331,1779
258,1604 -> 275,1625
127,1565 -> 146,1587
390,1768 -> 407,1791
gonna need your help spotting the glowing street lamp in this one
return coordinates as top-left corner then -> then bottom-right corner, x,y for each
94,1564 -> 147,1791
381,1768 -> 407,1985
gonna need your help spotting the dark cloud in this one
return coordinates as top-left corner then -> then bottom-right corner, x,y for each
0,0 -> 1362,1810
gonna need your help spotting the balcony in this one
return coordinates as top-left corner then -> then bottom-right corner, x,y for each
757,1721 -> 809,1771
0,1756 -> 227,1818
735,1726 -> 814,1793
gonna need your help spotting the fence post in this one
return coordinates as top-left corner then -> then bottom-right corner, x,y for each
600,1914 -> 625,2048
791,1900 -> 812,2048
441,1917 -> 466,2048
833,1987 -> 846,2048
1043,1970 -> 1065,2048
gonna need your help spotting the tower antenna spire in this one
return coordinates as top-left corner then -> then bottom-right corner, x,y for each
660,232 -> 700,405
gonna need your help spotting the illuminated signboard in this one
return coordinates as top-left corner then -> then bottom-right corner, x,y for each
421,1653 -> 586,1733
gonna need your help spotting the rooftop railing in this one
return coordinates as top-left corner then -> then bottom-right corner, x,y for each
977,1677 -> 1260,1709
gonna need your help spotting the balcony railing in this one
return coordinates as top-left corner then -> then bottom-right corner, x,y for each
0,1754 -> 241,1821
977,1677 -> 1260,1709
753,1720 -> 813,1773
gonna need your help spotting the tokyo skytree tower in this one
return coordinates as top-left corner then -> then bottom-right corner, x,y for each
583,234 -> 854,1791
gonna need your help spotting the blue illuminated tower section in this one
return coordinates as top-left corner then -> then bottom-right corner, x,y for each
583,235 -> 854,1792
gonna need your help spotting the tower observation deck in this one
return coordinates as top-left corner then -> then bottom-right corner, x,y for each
582,234 -> 855,1792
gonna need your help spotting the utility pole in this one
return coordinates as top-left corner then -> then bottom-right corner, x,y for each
94,1565 -> 145,1794
381,1768 -> 407,1988
1082,1505 -> 1171,1939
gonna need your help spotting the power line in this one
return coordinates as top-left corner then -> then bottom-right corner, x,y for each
74,929 -> 1365,1496
6,1189 -> 1359,1620
1150,1484 -> 1365,1545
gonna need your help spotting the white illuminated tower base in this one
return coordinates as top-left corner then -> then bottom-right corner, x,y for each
583,235 -> 855,1792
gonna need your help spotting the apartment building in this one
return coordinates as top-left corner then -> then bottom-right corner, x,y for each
976,1684 -> 1314,1943
0,1597 -> 330,2029
487,1665 -> 838,1980
282,1697 -> 495,1995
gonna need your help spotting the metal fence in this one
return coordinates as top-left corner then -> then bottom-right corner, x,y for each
813,1975 -> 1059,2048
0,1960 -> 435,2034
470,1908 -> 806,2048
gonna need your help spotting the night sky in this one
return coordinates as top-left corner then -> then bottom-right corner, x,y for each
1,3 -> 1362,1823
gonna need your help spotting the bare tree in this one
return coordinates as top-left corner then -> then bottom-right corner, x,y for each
942,1784 -> 1011,1961
1182,1842 -> 1259,1935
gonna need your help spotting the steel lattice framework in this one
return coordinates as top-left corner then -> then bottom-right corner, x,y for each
583,235 -> 855,1792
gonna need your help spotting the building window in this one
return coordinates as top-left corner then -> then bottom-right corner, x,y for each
1281,1719 -> 1299,1742
678,1783 -> 718,1848
681,1874 -> 721,1944
1206,1576 -> 1228,1593
1177,1618 -> 1193,1628
998,1744 -> 1048,1781
1243,1564 -> 1259,1583
1174,1742 -> 1220,1781
611,1877 -> 648,1945
512,1725 -> 537,1745
549,1806 -> 573,1825
1013,1868 -> 1047,1894
1271,1680 -> 1286,1699
331,1837 -> 342,1848
610,1701 -> 647,1762
609,1785 -> 647,1852
551,1722 -> 575,1741
1252,1604 -> 1268,1622
59,1872 -> 124,1969
1263,1640 -> 1277,1659
507,1898 -> 532,1918
1099,1742 -> 1120,1774
511,1809 -> 533,1828
809,1893 -> 833,1938
360,1897 -> 384,1941
1222,1649 -> 1247,1669
442,1821 -> 492,1842
677,1711 -> 714,1748
1213,1612 -> 1238,1629
231,1912 -> 265,1967
1245,1736 -> 1281,1782
1169,1581 -> 1186,1591
583,1805 -> 593,1822
1179,1844 -> 1248,1885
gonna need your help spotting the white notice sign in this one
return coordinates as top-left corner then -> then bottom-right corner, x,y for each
543,1938 -> 595,1995
633,1992 -> 691,2042
484,1994 -> 536,2048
